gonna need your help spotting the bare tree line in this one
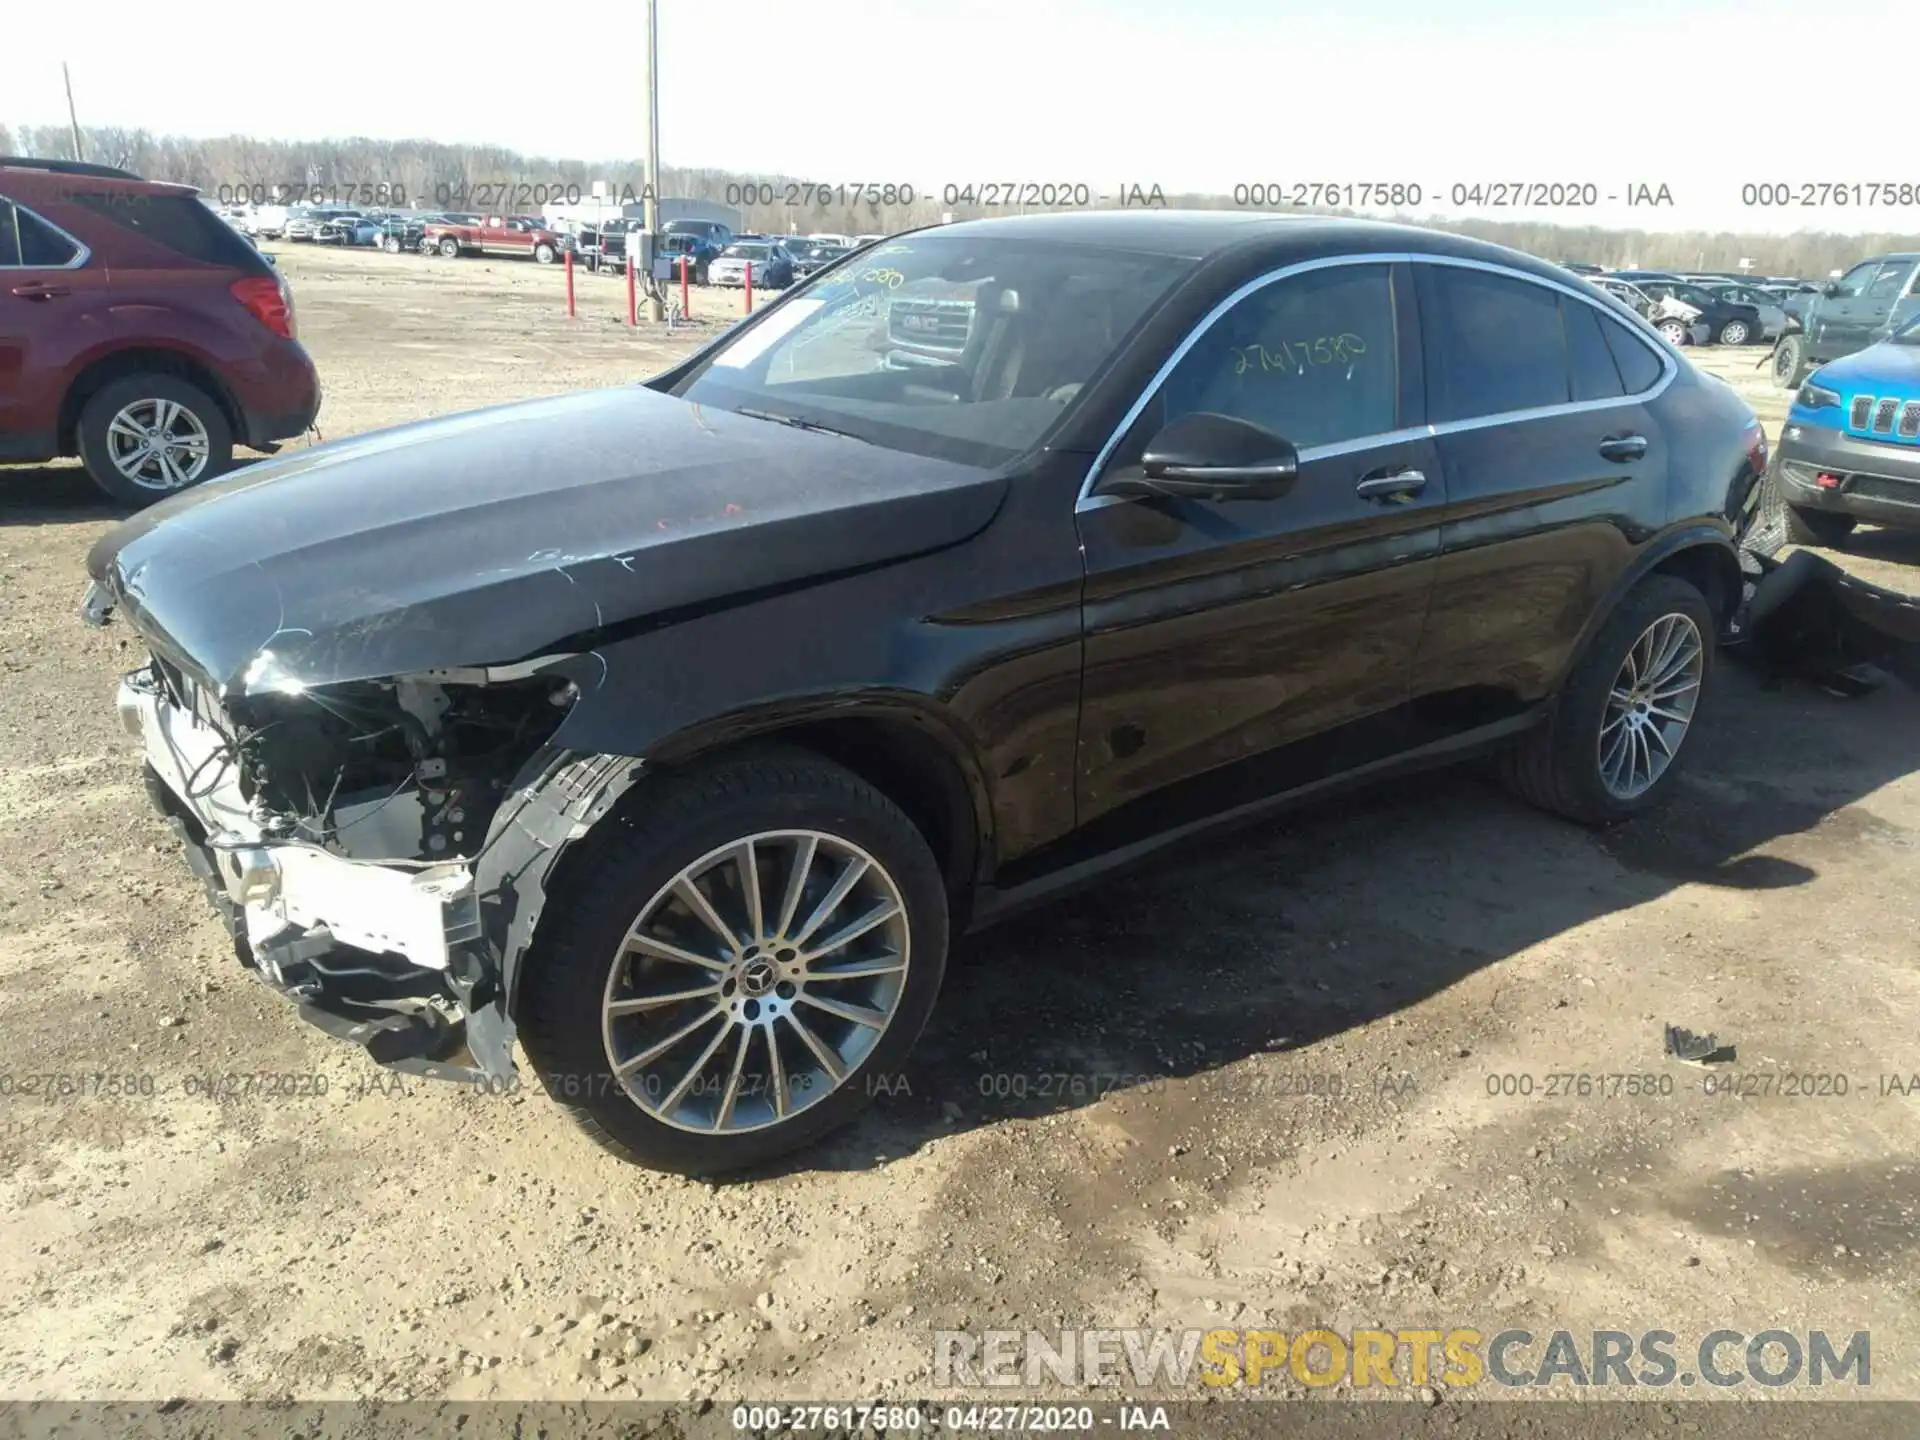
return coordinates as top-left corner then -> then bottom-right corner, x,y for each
7,124 -> 1918,278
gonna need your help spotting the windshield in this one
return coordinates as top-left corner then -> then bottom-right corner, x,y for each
672,233 -> 1194,468
724,244 -> 771,259
1894,313 -> 1920,344
1667,284 -> 1716,306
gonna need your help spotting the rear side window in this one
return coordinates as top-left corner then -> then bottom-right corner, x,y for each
66,192 -> 266,270
1563,298 -> 1624,402
1420,266 -> 1568,422
1865,262 -> 1911,302
1599,312 -> 1664,393
0,198 -> 82,267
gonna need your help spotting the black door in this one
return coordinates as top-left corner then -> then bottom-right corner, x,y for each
1073,259 -> 1444,834
1407,262 -> 1672,729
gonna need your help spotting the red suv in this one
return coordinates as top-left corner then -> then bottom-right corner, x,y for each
0,158 -> 321,505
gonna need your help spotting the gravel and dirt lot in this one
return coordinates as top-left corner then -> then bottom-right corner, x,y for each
1,243 -> 1916,1409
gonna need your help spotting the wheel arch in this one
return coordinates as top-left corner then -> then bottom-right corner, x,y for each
484,699 -> 996,1022
1551,525 -> 1741,696
59,347 -> 244,454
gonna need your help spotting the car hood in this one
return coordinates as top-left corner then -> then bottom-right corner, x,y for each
87,384 -> 1007,696
1813,342 -> 1920,397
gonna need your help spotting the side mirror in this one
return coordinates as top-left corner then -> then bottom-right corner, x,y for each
1102,412 -> 1299,501
1823,282 -> 1842,298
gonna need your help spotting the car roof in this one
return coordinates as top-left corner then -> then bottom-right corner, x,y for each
926,209 -> 1601,282
0,160 -> 196,200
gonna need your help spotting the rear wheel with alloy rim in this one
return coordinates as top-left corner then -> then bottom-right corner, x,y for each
519,748 -> 948,1173
1499,574 -> 1716,825
1718,319 -> 1750,346
76,373 -> 234,506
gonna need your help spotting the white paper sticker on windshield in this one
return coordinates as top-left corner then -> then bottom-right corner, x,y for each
711,298 -> 828,368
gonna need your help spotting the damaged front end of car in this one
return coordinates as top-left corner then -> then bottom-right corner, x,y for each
97,605 -> 642,1084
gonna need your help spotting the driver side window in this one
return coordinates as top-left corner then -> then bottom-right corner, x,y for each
1150,263 -> 1399,453
1834,261 -> 1879,298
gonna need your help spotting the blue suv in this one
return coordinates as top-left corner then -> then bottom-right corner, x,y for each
1773,312 -> 1920,544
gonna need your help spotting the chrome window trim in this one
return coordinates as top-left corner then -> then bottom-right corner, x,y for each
0,196 -> 92,271
1076,251 -> 1677,514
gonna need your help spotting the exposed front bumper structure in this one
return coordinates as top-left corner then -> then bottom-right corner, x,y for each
120,667 -> 507,1081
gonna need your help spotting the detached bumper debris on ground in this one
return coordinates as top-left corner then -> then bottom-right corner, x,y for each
1729,546 -> 1920,696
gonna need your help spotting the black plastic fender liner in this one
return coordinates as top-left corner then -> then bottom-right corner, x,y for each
465,749 -> 649,1075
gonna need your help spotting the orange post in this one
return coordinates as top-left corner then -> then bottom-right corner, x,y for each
680,254 -> 691,316
627,247 -> 638,326
564,247 -> 575,318
745,261 -> 753,314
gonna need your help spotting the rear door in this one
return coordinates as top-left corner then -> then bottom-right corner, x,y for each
0,194 -> 109,462
1074,258 -> 1444,827
1408,261 -> 1672,727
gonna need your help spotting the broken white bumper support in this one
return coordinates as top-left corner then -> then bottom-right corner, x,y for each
119,673 -> 481,971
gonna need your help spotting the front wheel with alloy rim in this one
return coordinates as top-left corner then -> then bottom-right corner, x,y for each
76,374 -> 234,506
517,749 -> 949,1174
1657,318 -> 1690,346
1718,319 -> 1751,346
1498,574 -> 1715,826
382,234 -> 402,254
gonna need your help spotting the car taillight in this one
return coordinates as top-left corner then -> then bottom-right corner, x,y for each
230,275 -> 296,340
1742,418 -> 1768,472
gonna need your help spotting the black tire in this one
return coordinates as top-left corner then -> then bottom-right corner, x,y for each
437,236 -> 461,258
533,241 -> 557,265
76,373 -> 234,507
1786,504 -> 1857,547
382,235 -> 402,254
1498,574 -> 1716,827
517,748 -> 949,1175
1771,335 -> 1806,391
1717,319 -> 1750,346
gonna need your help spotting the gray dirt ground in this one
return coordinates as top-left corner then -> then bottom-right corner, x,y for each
0,244 -> 1915,1409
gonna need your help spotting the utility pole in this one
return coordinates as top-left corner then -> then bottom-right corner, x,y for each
643,0 -> 665,321
62,63 -> 84,162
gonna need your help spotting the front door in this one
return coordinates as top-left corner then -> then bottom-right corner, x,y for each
1812,260 -> 1892,361
1073,259 -> 1443,833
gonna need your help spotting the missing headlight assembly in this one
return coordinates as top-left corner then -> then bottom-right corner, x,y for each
122,647 -> 618,1085
220,663 -> 580,865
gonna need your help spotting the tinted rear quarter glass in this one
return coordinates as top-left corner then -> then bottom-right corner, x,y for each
1563,297 -> 1625,402
1599,313 -> 1664,393
68,192 -> 268,271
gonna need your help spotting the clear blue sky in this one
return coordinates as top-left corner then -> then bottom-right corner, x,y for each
4,0 -> 1911,234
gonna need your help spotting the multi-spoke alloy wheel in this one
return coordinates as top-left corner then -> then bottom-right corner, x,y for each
1599,613 -> 1704,801
519,749 -> 948,1173
106,397 -> 211,492
1497,574 -> 1715,826
78,374 -> 233,507
601,830 -> 911,1133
